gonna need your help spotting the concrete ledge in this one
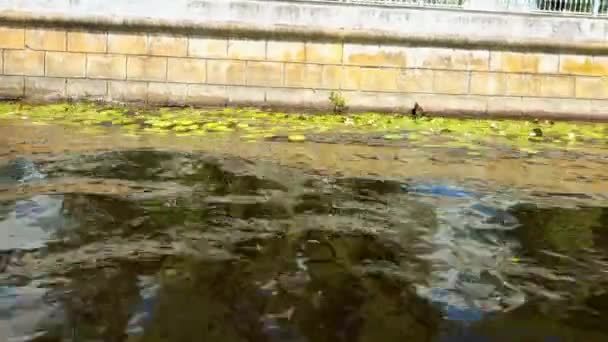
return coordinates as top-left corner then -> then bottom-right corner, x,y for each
1,2 -> 608,55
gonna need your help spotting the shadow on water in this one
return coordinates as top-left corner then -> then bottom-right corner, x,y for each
1,148 -> 608,341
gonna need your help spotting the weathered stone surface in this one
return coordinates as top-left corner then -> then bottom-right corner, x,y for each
188,37 -> 227,58
538,75 -> 574,98
207,60 -> 246,85
267,41 -> 306,62
25,77 -> 66,100
108,33 -> 147,55
167,58 -> 206,83
108,81 -> 147,103
46,52 -> 86,78
227,86 -> 266,105
490,52 -> 558,73
228,39 -> 266,60
68,31 -> 107,53
397,69 -> 434,93
4,50 -> 45,76
575,77 -> 608,99
470,72 -> 508,96
433,70 -> 469,95
321,65 -> 342,89
410,47 -> 489,71
246,61 -> 283,87
26,29 -> 66,51
87,54 -> 127,80
127,56 -> 167,82
148,82 -> 188,104
285,63 -> 322,88
0,26 -> 25,49
66,79 -> 107,98
149,34 -> 187,57
0,75 -> 25,98
359,67 -> 399,92
559,55 -> 608,76
306,42 -> 342,64
343,44 -> 407,68
186,84 -> 227,105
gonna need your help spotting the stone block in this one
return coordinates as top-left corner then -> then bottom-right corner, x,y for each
486,96 -> 523,116
108,33 -> 148,55
246,61 -> 283,87
321,65 -> 342,89
0,75 -> 25,98
305,42 -> 342,64
3,50 -> 45,76
149,34 -> 188,57
67,79 -> 107,99
148,82 -> 188,105
127,56 -> 167,82
265,88 -> 331,110
0,26 -> 25,49
227,86 -> 266,106
167,58 -> 206,83
343,44 -> 407,68
267,41 -> 306,62
409,47 -> 489,71
25,77 -> 66,100
359,67 -> 399,92
343,91 -> 416,112
415,94 -> 487,114
207,60 -> 246,85
25,29 -> 66,51
228,39 -> 266,60
186,84 -> 227,106
67,31 -> 107,53
284,63 -> 322,88
469,72 -> 508,96
108,81 -> 147,103
342,66 -> 361,90
575,77 -> 608,99
46,52 -> 86,78
506,74 -> 541,97
188,37 -> 227,58
539,75 -> 574,98
521,97 -> 592,117
559,54 -> 608,76
397,69 -> 434,93
490,52 -> 559,73
433,70 -> 469,95
87,54 -> 127,80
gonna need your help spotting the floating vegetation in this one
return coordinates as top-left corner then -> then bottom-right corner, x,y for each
0,102 -> 606,154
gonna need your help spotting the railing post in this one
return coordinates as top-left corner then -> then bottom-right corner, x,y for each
593,0 -> 600,16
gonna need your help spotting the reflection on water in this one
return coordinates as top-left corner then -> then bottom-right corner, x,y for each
0,120 -> 607,341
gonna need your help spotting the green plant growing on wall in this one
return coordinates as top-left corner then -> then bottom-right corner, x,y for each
329,91 -> 348,114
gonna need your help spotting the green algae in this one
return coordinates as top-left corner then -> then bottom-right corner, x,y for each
0,101 -> 606,154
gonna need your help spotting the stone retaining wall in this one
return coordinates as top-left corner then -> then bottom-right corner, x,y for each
1,0 -> 608,119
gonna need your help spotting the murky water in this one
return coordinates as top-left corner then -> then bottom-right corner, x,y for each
1,111 -> 608,341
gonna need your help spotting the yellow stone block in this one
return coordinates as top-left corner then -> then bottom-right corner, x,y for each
67,79 -> 107,98
25,29 -> 66,51
359,67 -> 399,92
321,65 -> 342,89
506,74 -> 541,97
228,39 -> 266,60
411,48 -> 488,71
539,75 -> 574,98
284,63 -> 322,88
127,56 -> 167,82
68,31 -> 106,53
267,41 -> 306,62
342,66 -> 361,90
397,69 -> 433,93
167,58 -> 206,83
108,33 -> 147,55
469,72 -> 508,96
46,52 -> 86,78
559,55 -> 608,76
0,26 -> 25,49
108,81 -> 147,103
149,34 -> 187,57
3,50 -> 45,76
575,77 -> 608,99
87,54 -> 127,80
306,42 -> 342,64
343,44 -> 407,68
433,70 -> 469,95
246,61 -> 283,87
207,60 -> 246,85
186,84 -> 227,106
188,37 -> 227,58
490,52 -> 558,73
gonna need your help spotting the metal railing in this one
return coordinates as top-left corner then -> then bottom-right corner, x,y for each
307,0 -> 608,16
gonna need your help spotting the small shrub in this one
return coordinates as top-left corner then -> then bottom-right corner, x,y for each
329,91 -> 347,114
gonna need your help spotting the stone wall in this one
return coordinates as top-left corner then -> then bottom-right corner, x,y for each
1,0 -> 608,118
